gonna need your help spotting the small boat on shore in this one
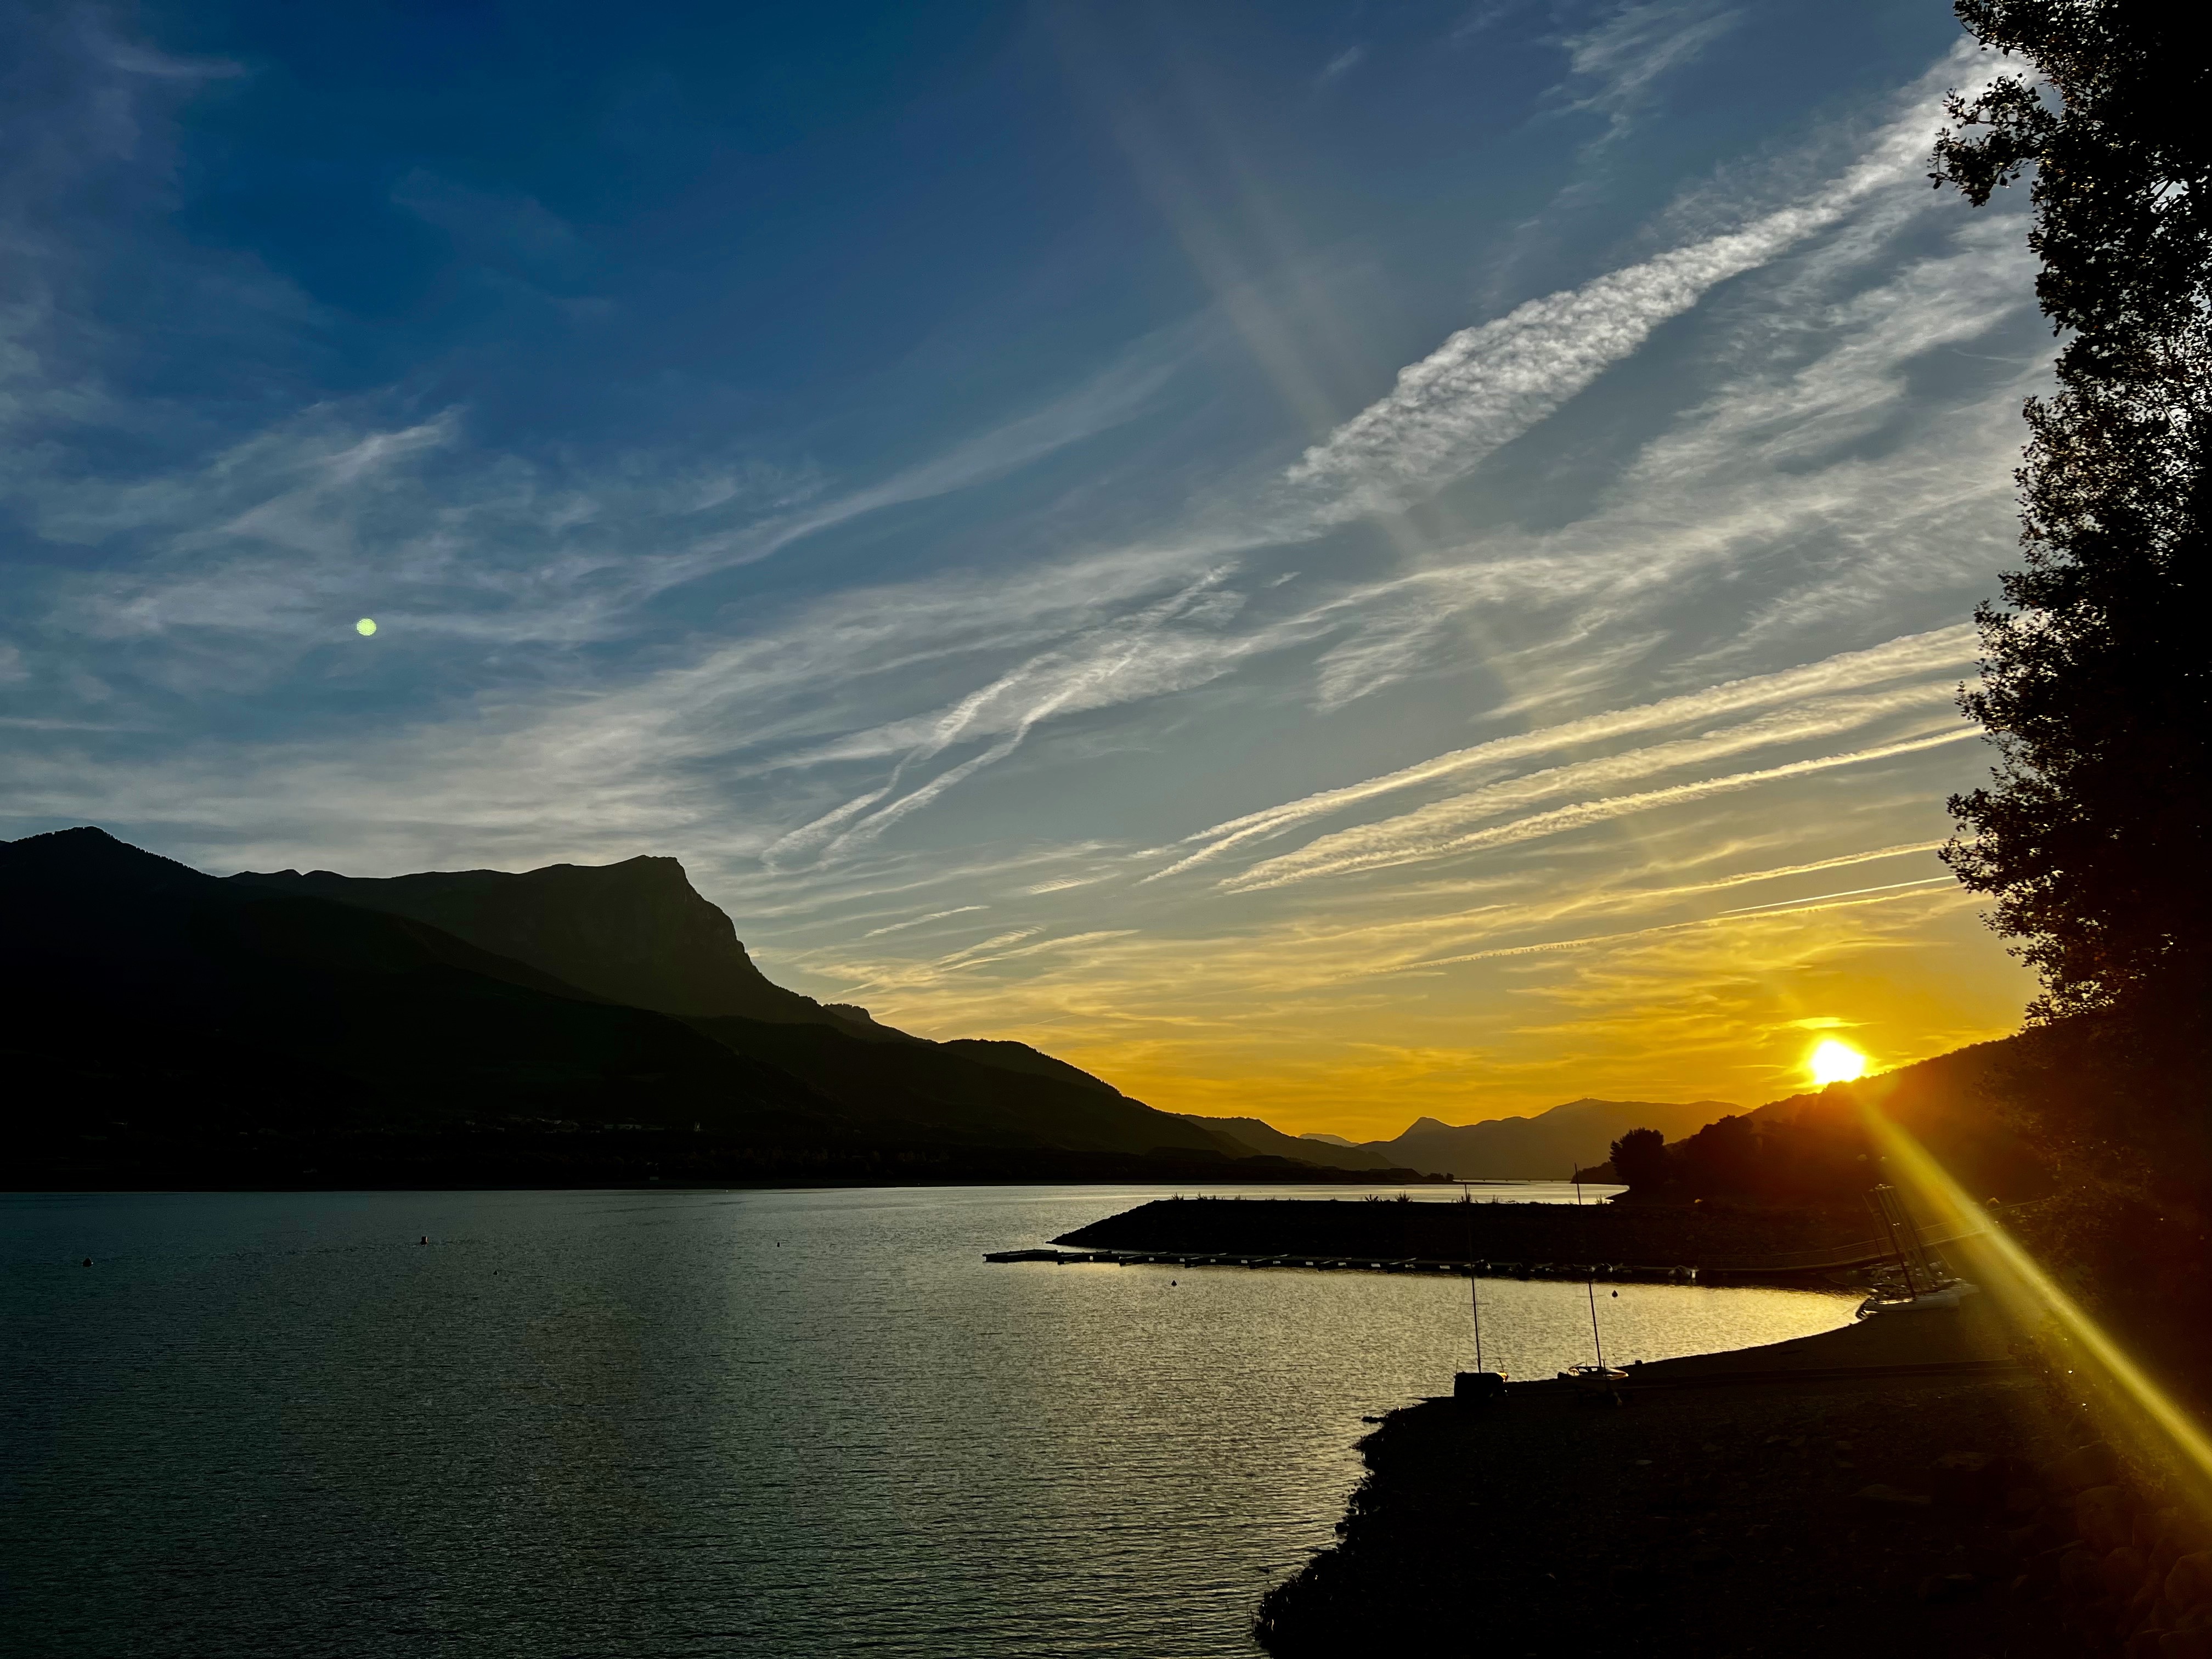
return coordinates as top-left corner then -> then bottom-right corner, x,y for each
1561,1362 -> 1629,1396
1855,1278 -> 1979,1319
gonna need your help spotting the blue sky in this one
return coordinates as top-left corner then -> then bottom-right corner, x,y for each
2,1 -> 2045,1132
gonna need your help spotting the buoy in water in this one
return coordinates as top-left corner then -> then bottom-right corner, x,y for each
418,1235 -> 430,1245
81,1257 -> 93,1267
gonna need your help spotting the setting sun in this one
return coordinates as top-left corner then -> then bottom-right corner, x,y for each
1809,1038 -> 1869,1087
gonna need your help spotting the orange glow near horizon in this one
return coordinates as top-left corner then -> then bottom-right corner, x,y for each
831,865 -> 2033,1142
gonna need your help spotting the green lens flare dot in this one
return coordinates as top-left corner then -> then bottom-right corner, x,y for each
355,618 -> 377,636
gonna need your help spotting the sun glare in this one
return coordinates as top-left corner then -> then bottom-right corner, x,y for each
355,617 -> 377,636
1808,1037 -> 1868,1087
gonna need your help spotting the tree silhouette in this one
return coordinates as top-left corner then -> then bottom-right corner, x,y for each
1607,1127 -> 1671,1193
1933,1 -> 2211,1036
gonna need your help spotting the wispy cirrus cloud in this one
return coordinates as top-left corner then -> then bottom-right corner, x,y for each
35,334 -> 1182,662
762,571 -> 1276,867
1403,877 -> 1974,970
1222,727 -> 1976,892
1280,48 -> 1996,526
822,839 -> 1961,1020
1150,625 -> 1977,882
862,905 -> 988,939
1282,215 -> 1809,520
1316,46 -> 1366,88
13,108 -> 2027,898
1556,0 -> 1743,144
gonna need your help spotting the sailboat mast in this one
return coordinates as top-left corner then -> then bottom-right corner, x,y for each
1463,1181 -> 1484,1373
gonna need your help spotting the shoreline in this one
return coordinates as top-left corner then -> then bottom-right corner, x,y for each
1254,1290 -> 2209,1656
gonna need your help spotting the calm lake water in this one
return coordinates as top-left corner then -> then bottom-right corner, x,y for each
2,1186 -> 1854,1656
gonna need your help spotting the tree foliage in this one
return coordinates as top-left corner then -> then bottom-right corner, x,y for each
1609,1115 -> 1856,1202
1932,0 -> 2212,1031
1607,1126 -> 1670,1191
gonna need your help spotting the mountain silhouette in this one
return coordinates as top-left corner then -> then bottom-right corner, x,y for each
1178,1114 -> 1398,1170
1181,1101 -> 1756,1179
225,857 -> 871,1032
2,826 -> 835,1136
2,827 -> 1285,1182
1183,1099 -> 1745,1178
1363,1097 -> 1739,1180
222,853 -> 1240,1159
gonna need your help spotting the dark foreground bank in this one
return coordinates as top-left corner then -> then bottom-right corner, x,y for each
1254,1296 -> 2212,1657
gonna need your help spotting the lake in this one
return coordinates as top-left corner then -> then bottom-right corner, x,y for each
2,1186 -> 1856,1656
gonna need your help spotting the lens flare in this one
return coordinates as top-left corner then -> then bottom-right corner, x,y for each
1861,1106 -> 2212,1509
1808,1037 -> 1867,1086
355,618 -> 377,636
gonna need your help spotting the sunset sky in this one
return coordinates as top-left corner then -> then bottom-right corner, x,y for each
1,2 -> 2044,1138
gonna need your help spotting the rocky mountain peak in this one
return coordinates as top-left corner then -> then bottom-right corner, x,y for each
224,853 -> 853,1027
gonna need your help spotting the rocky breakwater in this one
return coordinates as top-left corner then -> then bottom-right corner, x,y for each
1053,1194 -> 1882,1276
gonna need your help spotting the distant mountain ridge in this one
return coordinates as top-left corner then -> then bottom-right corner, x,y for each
1176,1115 -> 1397,1170
1364,1098 -> 1738,1180
1186,1097 -> 1740,1178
